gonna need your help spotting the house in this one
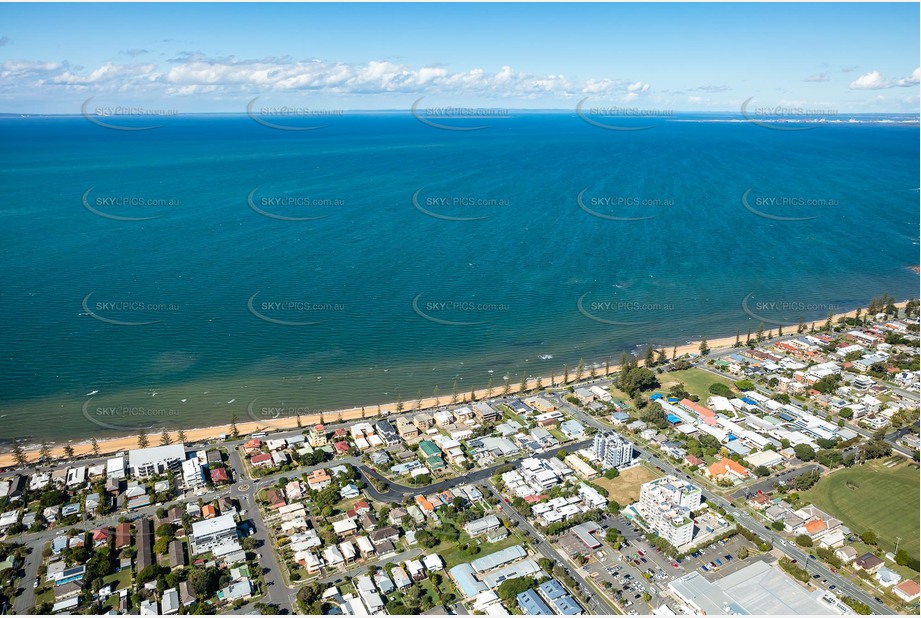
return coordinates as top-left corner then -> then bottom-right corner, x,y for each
834,546 -> 857,564
392,566 -> 412,589
92,528 -> 110,548
406,558 -> 426,581
876,567 -> 902,588
894,580 -> 920,603
748,493 -> 771,510
397,417 -> 419,440
210,467 -> 230,484
423,554 -> 444,571
140,599 -> 159,615
250,453 -> 273,468
202,504 -> 217,520
161,588 -> 180,615
217,579 -> 253,603
855,552 -> 884,574
115,523 -> 132,549
369,526 -> 399,546
374,571 -> 395,594
333,441 -> 351,454
560,419 -> 586,439
359,512 -> 378,531
340,483 -> 360,499
307,469 -> 332,491
333,518 -> 359,537
243,439 -> 262,455
339,540 -> 357,564
375,420 -> 400,445
684,454 -> 704,468
706,457 -> 750,482
265,489 -> 287,509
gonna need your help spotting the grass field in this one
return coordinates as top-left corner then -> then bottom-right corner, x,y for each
658,368 -> 736,402
592,464 -> 663,505
802,460 -> 920,560
439,529 -> 526,568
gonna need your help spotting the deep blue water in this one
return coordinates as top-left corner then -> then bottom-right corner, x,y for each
1,113 -> 918,440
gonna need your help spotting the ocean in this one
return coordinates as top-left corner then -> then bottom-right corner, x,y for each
1,113 -> 918,443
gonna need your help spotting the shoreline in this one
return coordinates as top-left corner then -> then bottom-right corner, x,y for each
0,300 -> 910,468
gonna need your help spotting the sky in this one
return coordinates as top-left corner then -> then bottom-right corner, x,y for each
0,2 -> 919,113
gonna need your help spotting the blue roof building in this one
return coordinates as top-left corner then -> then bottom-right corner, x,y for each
447,563 -> 487,598
517,589 -> 553,615
554,595 -> 583,615
470,545 -> 526,573
538,579 -> 566,600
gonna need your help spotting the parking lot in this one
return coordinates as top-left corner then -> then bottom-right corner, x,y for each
578,512 -> 765,613
679,534 -> 759,582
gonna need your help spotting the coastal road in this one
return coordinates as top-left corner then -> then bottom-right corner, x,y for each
480,480 -> 619,616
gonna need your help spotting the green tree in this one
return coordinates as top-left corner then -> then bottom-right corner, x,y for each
137,428 -> 149,449
497,577 -> 534,604
860,529 -> 878,546
699,339 -> 710,356
795,534 -> 813,547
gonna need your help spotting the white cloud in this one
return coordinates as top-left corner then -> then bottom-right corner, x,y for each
803,73 -> 829,83
895,67 -> 920,87
1,54 -> 654,103
626,81 -> 649,93
850,67 -> 920,90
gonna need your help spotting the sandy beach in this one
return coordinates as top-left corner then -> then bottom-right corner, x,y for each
0,301 -> 908,468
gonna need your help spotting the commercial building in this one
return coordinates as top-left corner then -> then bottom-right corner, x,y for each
669,560 -> 847,615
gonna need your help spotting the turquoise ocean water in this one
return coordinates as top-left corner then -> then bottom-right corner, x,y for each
1,113 -> 917,442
